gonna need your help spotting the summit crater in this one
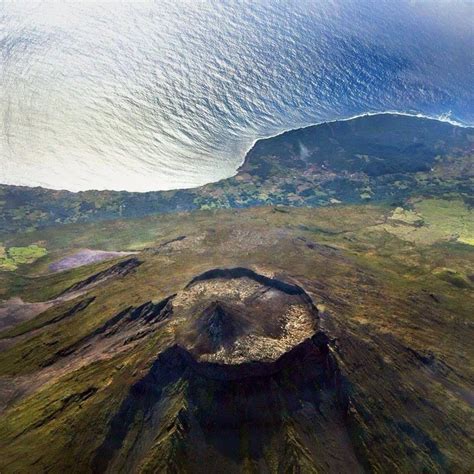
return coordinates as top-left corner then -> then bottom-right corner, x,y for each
172,267 -> 319,369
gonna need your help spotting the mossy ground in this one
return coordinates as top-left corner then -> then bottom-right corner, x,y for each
0,244 -> 47,271
376,198 -> 474,246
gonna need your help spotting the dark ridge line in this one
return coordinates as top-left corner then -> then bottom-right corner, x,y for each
0,297 -> 96,340
186,267 -> 314,303
41,294 -> 175,367
142,235 -> 187,254
177,331 -> 331,381
156,235 -> 186,248
91,344 -> 187,473
38,296 -> 96,331
59,257 -> 142,297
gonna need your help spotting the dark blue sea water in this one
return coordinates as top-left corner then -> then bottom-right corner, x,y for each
1,0 -> 473,191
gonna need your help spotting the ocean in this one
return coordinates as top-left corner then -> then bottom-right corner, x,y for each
1,0 -> 473,191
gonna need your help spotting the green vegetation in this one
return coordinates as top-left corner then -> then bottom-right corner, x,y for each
433,267 -> 472,289
388,206 -> 424,225
374,198 -> 474,245
415,198 -> 474,244
0,244 -> 47,271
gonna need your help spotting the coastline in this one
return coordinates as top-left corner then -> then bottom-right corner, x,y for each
1,111 -> 472,235
236,110 -> 471,174
1,111 -> 471,195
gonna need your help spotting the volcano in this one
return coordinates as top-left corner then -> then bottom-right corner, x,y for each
82,268 -> 358,472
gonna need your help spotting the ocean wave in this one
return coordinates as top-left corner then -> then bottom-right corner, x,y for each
1,0 -> 472,191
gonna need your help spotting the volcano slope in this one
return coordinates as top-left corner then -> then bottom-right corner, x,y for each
0,202 -> 473,473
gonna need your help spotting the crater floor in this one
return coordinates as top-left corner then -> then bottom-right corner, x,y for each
173,268 -> 319,365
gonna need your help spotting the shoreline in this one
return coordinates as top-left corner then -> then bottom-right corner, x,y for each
235,110 -> 470,174
1,111 -> 471,195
